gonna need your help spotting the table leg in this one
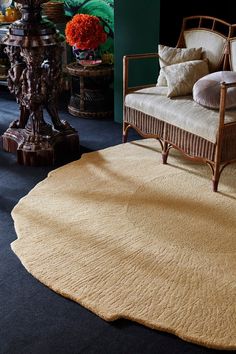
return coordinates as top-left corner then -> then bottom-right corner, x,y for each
80,76 -> 84,111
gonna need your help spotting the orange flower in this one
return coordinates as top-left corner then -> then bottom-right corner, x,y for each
65,14 -> 107,50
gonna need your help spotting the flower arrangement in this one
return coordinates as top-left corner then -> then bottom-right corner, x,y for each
65,13 -> 107,50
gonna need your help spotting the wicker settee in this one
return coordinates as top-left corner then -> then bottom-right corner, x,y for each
123,16 -> 236,191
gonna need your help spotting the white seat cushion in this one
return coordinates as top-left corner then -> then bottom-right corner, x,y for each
125,86 -> 236,143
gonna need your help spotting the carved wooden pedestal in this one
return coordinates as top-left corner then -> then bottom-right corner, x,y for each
1,0 -> 79,166
2,126 -> 79,166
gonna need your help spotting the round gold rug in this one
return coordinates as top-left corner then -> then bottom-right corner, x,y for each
11,139 -> 236,350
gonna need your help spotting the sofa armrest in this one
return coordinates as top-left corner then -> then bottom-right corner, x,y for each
219,81 -> 236,127
215,81 -> 236,163
123,53 -> 159,97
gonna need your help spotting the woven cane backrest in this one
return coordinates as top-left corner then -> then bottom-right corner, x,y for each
177,16 -> 232,72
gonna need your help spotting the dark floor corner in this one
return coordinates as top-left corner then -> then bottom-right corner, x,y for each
0,88 -> 233,354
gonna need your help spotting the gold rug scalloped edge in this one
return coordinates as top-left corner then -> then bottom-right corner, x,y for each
11,139 -> 236,350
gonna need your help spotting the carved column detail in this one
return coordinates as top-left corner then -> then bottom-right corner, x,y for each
2,0 -> 79,166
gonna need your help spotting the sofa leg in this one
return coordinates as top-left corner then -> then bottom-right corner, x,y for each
212,179 -> 219,192
122,133 -> 127,143
162,141 -> 169,164
212,163 -> 220,192
122,123 -> 130,143
162,153 -> 168,164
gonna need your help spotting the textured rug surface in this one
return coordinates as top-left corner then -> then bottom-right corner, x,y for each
11,139 -> 236,350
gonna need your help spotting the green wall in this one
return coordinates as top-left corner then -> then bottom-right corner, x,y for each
114,0 -> 160,123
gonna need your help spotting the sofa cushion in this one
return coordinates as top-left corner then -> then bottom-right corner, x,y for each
193,71 -> 236,109
125,86 -> 236,143
157,45 -> 202,86
163,60 -> 209,98
183,29 -> 227,72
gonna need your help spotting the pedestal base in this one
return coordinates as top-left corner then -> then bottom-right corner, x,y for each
2,127 -> 80,166
68,102 -> 113,119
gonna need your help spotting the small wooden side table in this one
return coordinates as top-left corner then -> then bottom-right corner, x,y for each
66,62 -> 114,118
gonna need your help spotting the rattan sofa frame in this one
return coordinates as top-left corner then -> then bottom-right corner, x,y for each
123,16 -> 236,192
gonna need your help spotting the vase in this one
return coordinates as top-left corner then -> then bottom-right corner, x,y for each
72,46 -> 99,61
72,46 -> 102,66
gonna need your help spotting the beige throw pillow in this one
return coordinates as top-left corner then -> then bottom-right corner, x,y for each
193,71 -> 236,109
162,59 -> 209,98
157,45 -> 202,86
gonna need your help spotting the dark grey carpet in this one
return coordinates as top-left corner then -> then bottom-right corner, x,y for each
0,88 -> 233,354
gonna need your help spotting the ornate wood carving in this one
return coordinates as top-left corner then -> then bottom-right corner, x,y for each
1,0 -> 79,166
